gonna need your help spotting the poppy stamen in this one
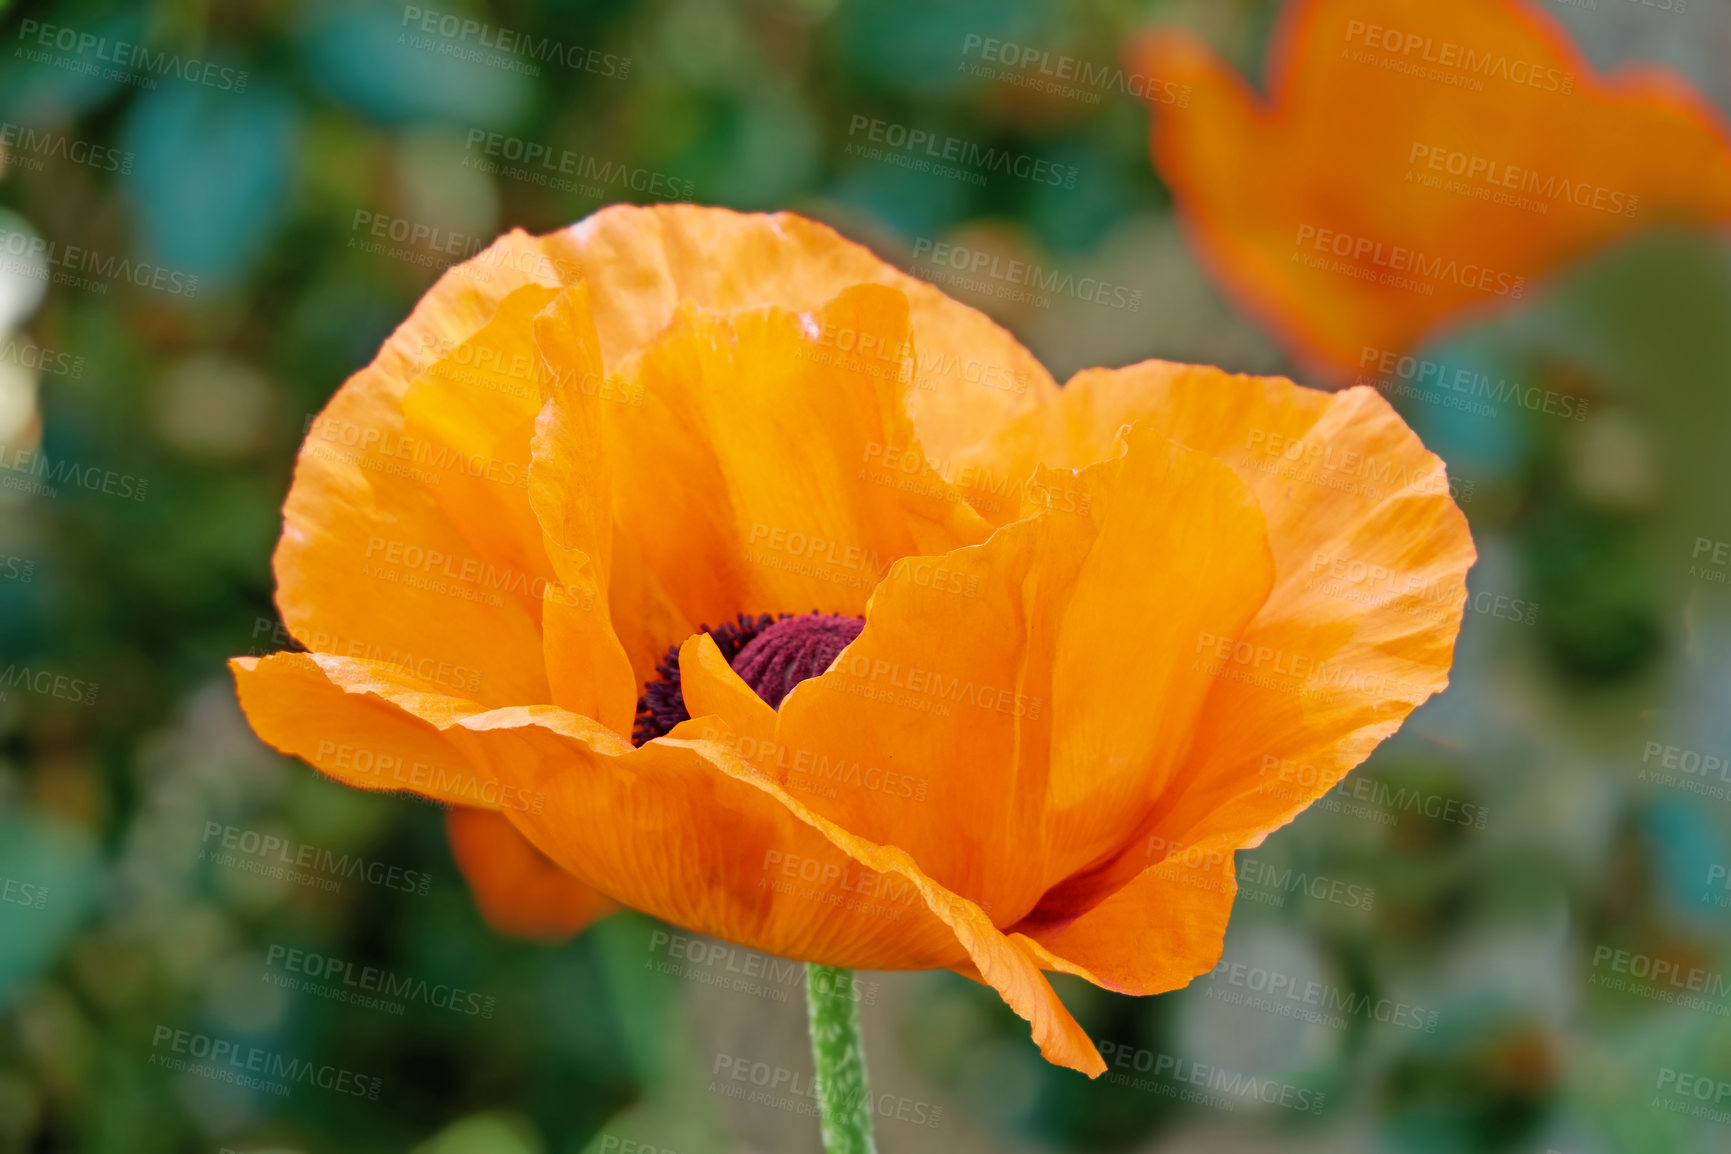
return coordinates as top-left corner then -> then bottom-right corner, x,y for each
632,611 -> 865,745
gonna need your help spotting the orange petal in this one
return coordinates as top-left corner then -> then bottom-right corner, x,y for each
446,807 -> 615,941
487,713 -> 1103,1075
1134,0 -> 1731,376
398,283 -> 562,614
229,649 -> 1102,1074
1008,853 -> 1236,997
986,363 -> 1473,992
541,203 -> 1058,468
599,282 -> 992,680
275,232 -> 576,708
278,208 -> 1048,702
526,284 -> 637,735
1036,433 -> 1274,871
235,652 -> 614,940
677,632 -> 779,736
681,426 -> 1275,933
230,653 -> 501,806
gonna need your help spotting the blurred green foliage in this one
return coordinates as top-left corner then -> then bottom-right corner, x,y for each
3,0 -> 1731,1151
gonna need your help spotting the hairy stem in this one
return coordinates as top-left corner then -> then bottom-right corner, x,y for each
805,963 -> 877,1154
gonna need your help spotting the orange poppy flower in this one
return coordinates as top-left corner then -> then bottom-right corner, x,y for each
1133,0 -> 1731,377
229,204 -> 1474,1075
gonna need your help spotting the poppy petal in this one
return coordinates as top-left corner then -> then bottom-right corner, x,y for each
230,653 -> 497,804
676,632 -> 779,735
689,426 -> 1275,931
987,363 -> 1473,992
447,807 -> 616,941
498,714 -> 1105,1075
545,203 -> 1058,468
234,652 -> 615,940
1007,856 -> 1239,998
228,651 -> 1103,1075
526,284 -> 638,735
276,206 -> 1054,702
398,283 -> 563,613
1133,0 -> 1731,375
599,282 -> 992,676
275,233 -> 575,707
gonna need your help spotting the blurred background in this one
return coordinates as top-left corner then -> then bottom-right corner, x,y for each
3,0 -> 1731,1151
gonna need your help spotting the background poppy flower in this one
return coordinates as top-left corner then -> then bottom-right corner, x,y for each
1132,0 -> 1731,378
230,204 -> 1474,1077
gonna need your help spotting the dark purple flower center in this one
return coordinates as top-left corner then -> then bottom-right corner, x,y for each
731,613 -> 865,709
632,611 -> 865,745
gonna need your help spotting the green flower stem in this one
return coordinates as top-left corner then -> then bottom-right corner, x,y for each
805,963 -> 877,1154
